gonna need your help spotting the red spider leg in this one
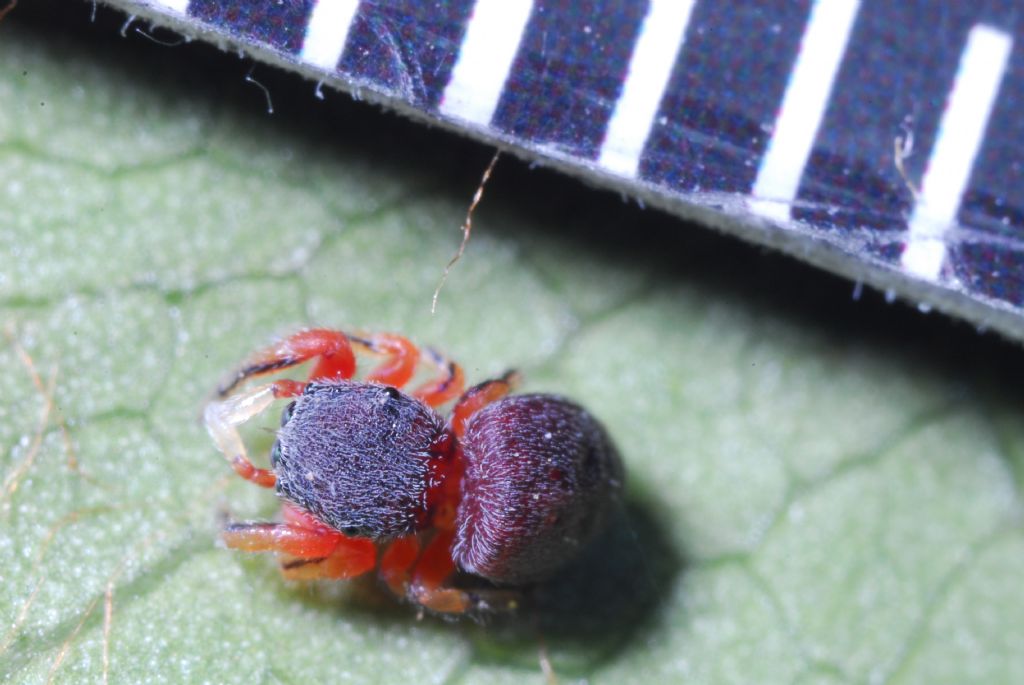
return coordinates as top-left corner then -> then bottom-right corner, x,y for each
407,529 -> 469,614
347,333 -> 420,388
223,504 -> 376,581
222,522 -> 344,557
404,530 -> 521,614
279,543 -> 377,581
379,536 -> 420,597
207,330 -> 357,487
449,370 -> 521,438
384,531 -> 520,613
349,333 -> 466,406
278,505 -> 376,580
412,348 -> 465,407
218,328 -> 357,396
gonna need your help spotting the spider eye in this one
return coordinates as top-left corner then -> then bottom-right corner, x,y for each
280,401 -> 297,427
376,386 -> 401,408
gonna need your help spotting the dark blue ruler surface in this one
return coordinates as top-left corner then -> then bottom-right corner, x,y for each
108,0 -> 1024,340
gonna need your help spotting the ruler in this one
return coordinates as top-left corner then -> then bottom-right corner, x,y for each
104,0 -> 1024,340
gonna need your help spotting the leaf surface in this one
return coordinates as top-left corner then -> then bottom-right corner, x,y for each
1,11 -> 1022,685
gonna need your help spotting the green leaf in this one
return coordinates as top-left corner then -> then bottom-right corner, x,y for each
2,10 -> 1022,685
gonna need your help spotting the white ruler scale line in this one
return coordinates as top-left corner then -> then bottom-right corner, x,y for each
901,24 -> 1013,281
597,0 -> 696,178
438,0 -> 533,125
300,0 -> 361,71
750,0 -> 861,222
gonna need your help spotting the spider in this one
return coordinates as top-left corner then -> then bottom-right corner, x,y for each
205,328 -> 623,614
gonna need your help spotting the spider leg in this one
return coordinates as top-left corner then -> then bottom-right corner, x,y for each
218,328 -> 357,396
349,334 -> 465,405
278,541 -> 378,581
379,535 -> 420,597
412,347 -> 465,407
209,329 -> 360,486
449,370 -> 520,438
407,530 -> 468,614
405,530 -> 520,614
204,379 -> 305,487
347,333 -> 419,388
223,504 -> 376,580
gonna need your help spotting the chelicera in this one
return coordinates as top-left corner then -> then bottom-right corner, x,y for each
205,329 -> 624,614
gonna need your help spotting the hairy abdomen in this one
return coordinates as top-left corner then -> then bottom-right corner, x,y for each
453,394 -> 623,585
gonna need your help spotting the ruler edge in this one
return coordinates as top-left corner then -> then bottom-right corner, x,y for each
96,0 -> 1024,344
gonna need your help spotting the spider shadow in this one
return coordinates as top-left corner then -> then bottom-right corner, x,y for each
269,487 -> 683,667
477,490 -> 684,661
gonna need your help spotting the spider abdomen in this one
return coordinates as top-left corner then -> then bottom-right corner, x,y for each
453,394 -> 624,585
